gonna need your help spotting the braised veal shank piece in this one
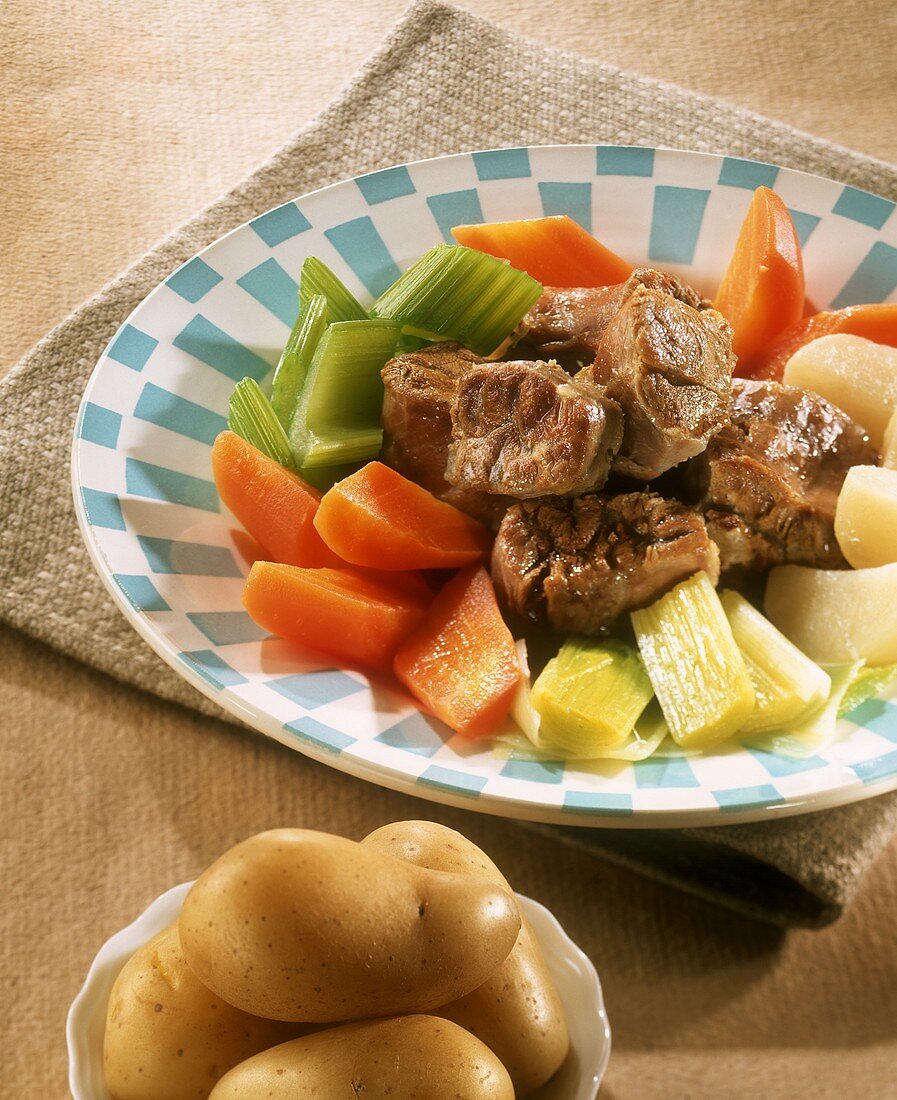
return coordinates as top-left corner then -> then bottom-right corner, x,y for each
523,268 -> 711,361
380,342 -> 509,526
446,360 -> 623,498
580,284 -> 735,480
691,379 -> 879,575
492,491 -> 720,634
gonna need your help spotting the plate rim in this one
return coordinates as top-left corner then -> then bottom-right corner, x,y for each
71,142 -> 897,829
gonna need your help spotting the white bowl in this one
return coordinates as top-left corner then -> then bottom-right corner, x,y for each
67,882 -> 610,1099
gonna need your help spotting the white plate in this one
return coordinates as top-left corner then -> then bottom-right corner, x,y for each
72,144 -> 897,826
66,882 -> 610,1099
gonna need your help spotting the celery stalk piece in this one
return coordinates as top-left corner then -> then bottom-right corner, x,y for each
370,244 -> 543,357
289,319 -> 401,468
631,572 -> 755,749
837,663 -> 897,717
270,294 -> 328,428
531,637 -> 654,756
296,462 -> 362,493
298,257 -> 368,324
228,377 -> 296,469
746,663 -> 863,757
721,590 -> 831,734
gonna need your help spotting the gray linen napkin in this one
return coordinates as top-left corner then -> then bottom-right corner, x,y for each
2,0 -> 896,928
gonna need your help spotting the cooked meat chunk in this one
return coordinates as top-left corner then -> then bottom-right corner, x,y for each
380,342 -> 510,527
445,360 -> 623,498
579,285 -> 734,480
523,268 -> 711,361
690,379 -> 879,575
492,491 -> 720,634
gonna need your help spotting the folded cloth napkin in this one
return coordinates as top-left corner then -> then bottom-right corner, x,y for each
2,0 -> 896,928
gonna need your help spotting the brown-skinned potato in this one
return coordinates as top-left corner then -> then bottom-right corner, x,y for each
178,829 -> 521,1023
103,924 -> 301,1100
208,1016 -> 514,1100
363,821 -> 570,1095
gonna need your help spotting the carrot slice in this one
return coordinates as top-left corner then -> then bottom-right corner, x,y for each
394,566 -> 520,737
452,215 -> 632,288
243,562 -> 427,671
314,462 -> 492,571
212,431 -> 342,569
749,303 -> 897,380
714,187 -> 805,372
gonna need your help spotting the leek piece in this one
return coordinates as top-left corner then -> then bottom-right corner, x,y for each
721,590 -> 831,734
227,377 -> 295,469
370,244 -> 542,356
510,639 -> 544,749
531,637 -> 654,756
289,319 -> 401,468
508,639 -> 666,762
746,663 -> 862,757
498,698 -> 666,763
837,663 -> 897,717
631,572 -> 755,749
270,294 -> 328,428
298,257 -> 368,323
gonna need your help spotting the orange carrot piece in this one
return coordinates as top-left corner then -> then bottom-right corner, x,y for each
314,462 -> 492,571
452,215 -> 632,288
750,303 -> 897,380
212,431 -> 342,569
714,187 -> 805,372
394,566 -> 520,737
243,562 -> 427,671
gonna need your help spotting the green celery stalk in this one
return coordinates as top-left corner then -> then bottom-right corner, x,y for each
299,257 -> 368,323
228,377 -> 295,469
746,663 -> 863,757
631,572 -> 755,749
721,590 -> 831,734
270,294 -> 328,428
371,244 -> 542,356
296,462 -> 362,493
289,319 -> 401,469
531,637 -> 654,756
837,663 -> 897,717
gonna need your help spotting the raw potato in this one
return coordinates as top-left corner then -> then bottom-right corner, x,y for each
103,925 -> 299,1100
884,407 -> 897,468
765,561 -> 897,666
834,465 -> 897,568
208,1016 -> 514,1100
363,821 -> 570,1095
179,829 -> 521,1023
783,334 -> 897,448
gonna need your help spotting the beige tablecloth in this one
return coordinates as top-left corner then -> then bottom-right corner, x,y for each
3,2 -> 897,1097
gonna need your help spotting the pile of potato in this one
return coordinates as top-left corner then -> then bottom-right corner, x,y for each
103,822 -> 570,1099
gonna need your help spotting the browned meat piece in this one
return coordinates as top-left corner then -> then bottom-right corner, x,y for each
380,342 -> 510,527
522,268 -> 711,360
492,492 -> 720,634
690,379 -> 878,576
445,360 -> 623,498
579,285 -> 734,480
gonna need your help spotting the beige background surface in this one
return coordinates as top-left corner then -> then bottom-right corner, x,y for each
3,2 -> 897,1097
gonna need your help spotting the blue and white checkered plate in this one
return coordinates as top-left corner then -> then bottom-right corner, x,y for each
72,145 -> 897,828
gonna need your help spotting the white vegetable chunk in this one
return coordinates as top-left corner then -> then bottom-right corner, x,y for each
764,561 -> 897,666
834,465 -> 897,568
883,408 -> 897,469
783,334 -> 897,448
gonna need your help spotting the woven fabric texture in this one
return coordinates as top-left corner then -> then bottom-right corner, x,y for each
2,0 -> 896,927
